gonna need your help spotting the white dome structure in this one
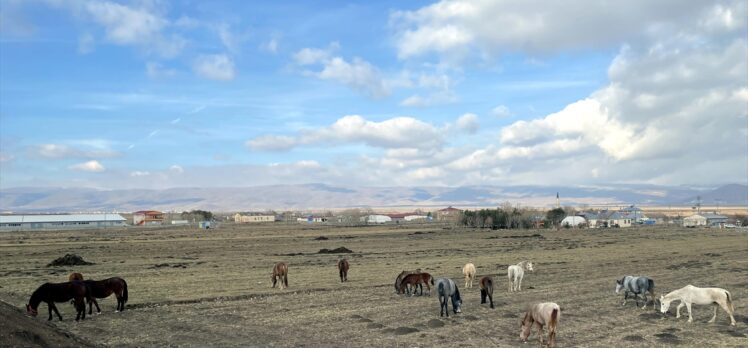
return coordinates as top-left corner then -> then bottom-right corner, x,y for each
561,216 -> 586,227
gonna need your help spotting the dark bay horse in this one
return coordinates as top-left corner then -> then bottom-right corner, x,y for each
26,281 -> 89,321
337,259 -> 350,282
480,276 -> 495,308
84,277 -> 128,313
272,262 -> 288,289
401,272 -> 434,296
68,272 -> 84,281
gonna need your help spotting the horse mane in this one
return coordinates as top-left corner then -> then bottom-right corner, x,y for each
453,283 -> 461,302
28,283 -> 48,309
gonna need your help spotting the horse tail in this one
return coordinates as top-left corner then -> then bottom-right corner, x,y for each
549,307 -> 559,331
647,278 -> 654,292
487,277 -> 493,295
430,276 -> 435,286
725,290 -> 734,312
122,279 -> 128,305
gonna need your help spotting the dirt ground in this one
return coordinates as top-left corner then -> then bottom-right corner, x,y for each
0,223 -> 746,347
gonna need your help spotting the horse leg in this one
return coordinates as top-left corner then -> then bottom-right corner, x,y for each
284,275 -> 288,289
685,302 -> 693,323
718,299 -> 736,326
708,304 -> 717,323
622,291 -> 628,306
488,292 -> 494,309
51,303 -> 63,321
640,293 -> 648,309
47,303 -> 54,321
518,275 -> 522,292
676,302 -> 684,318
536,322 -> 544,345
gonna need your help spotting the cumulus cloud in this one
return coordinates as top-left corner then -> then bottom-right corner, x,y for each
248,115 -> 445,151
69,160 -> 105,172
455,113 -> 479,134
193,54 -> 236,81
130,171 -> 151,177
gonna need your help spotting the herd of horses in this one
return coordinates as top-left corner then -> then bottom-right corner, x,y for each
24,255 -> 737,347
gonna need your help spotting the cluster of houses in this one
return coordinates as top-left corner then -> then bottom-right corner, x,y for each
562,206 -> 732,229
234,207 -> 464,225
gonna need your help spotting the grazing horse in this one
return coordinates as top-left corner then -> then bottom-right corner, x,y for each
68,272 -> 84,281
26,281 -> 89,321
394,269 -> 421,294
615,275 -> 655,309
462,263 -> 476,288
508,261 -> 534,292
271,262 -> 288,289
337,259 -> 350,282
400,272 -> 434,296
479,276 -> 495,308
520,302 -> 560,348
660,285 -> 736,326
83,277 -> 128,314
435,278 -> 461,317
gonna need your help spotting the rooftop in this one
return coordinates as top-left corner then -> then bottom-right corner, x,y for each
0,214 -> 126,224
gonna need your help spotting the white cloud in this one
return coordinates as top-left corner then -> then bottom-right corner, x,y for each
193,54 -> 236,81
169,165 -> 184,174
316,57 -> 389,98
293,42 -> 339,65
261,38 -> 279,53
146,62 -> 177,79
69,160 -> 105,172
455,113 -> 479,134
130,171 -> 151,177
30,143 -> 120,159
78,32 -> 94,54
492,105 -> 512,118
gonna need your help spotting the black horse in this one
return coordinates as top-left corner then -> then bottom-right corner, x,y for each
26,281 -> 89,321
84,277 -> 129,314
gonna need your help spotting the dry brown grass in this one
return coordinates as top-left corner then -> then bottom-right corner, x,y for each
0,223 -> 746,347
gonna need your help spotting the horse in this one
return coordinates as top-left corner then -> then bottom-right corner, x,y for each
520,302 -> 560,348
615,275 -> 655,309
479,276 -> 495,308
462,263 -> 476,288
400,272 -> 434,296
337,259 -> 349,282
435,278 -> 461,317
508,261 -> 534,292
660,285 -> 736,326
68,272 -> 84,281
271,262 -> 288,289
83,277 -> 128,314
26,281 -> 89,321
394,269 -> 421,294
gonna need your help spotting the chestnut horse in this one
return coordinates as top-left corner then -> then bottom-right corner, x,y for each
84,277 -> 128,313
480,276 -> 495,308
400,272 -> 434,296
272,262 -> 288,289
337,259 -> 349,282
520,302 -> 560,348
68,272 -> 84,281
26,281 -> 89,321
394,269 -> 422,294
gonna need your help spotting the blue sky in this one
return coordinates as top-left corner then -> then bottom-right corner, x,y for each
1,0 -> 746,189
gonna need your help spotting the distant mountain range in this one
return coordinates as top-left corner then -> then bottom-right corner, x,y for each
1,183 -> 745,213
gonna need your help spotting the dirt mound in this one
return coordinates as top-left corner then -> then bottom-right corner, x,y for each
313,236 -> 329,240
317,247 -> 353,254
623,335 -> 646,342
0,300 -> 97,347
427,319 -> 444,328
393,327 -> 419,335
46,254 -> 94,267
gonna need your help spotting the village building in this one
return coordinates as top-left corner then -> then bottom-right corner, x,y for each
0,214 -> 126,231
234,213 -> 275,223
683,213 -> 728,227
133,210 -> 164,226
437,206 -> 463,222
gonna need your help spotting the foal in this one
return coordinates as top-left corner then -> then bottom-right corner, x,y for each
520,302 -> 560,348
271,262 -> 289,289
337,259 -> 349,282
479,276 -> 495,308
462,263 -> 476,288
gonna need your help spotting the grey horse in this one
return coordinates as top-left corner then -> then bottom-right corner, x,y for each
435,278 -> 462,317
615,275 -> 655,309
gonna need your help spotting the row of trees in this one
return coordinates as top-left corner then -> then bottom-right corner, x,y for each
461,206 -> 568,229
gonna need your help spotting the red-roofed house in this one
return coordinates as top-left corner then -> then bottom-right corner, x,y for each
133,210 -> 164,226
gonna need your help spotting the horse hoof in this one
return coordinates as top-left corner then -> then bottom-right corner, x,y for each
115,310 -> 119,313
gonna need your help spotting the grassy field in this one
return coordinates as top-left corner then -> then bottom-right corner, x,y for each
0,223 -> 746,347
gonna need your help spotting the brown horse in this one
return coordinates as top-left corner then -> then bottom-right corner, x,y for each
480,276 -> 495,308
400,272 -> 434,296
394,269 -> 422,294
272,262 -> 288,289
68,272 -> 84,281
83,277 -> 128,314
26,281 -> 90,321
337,259 -> 349,282
520,302 -> 560,348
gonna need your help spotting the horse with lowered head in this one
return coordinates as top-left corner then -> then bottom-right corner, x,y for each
272,262 -> 288,289
615,275 -> 655,309
479,276 -> 495,308
660,285 -> 736,326
508,261 -> 534,292
337,259 -> 349,282
520,302 -> 560,348
84,277 -> 128,314
394,269 -> 421,294
462,263 -> 476,288
400,272 -> 435,296
26,281 -> 90,321
435,278 -> 461,317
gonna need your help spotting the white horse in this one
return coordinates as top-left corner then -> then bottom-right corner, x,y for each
660,285 -> 736,326
507,261 -> 534,292
462,263 -> 476,288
